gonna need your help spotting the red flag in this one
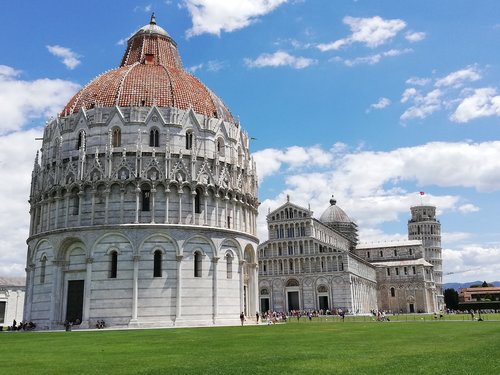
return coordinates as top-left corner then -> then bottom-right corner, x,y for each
419,191 -> 425,196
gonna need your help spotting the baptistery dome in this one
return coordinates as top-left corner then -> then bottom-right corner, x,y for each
63,15 -> 234,122
24,16 -> 259,330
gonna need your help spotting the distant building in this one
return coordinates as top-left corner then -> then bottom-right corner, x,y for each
258,197 -> 438,314
459,287 -> 500,302
0,277 -> 25,328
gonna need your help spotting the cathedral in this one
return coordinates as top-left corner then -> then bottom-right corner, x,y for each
258,197 -> 442,314
23,16 -> 259,329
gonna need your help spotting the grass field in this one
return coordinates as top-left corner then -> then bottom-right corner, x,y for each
2,320 -> 500,375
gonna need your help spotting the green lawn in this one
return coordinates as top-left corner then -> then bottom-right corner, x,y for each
2,321 -> 500,375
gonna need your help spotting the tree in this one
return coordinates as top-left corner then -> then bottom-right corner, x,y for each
444,288 -> 459,310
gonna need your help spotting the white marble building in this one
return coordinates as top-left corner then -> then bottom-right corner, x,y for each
0,277 -> 25,329
258,197 -> 378,314
24,15 -> 259,329
259,197 -> 438,314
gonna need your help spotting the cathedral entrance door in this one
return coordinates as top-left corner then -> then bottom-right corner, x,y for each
409,303 -> 415,313
318,296 -> 329,311
260,298 -> 270,313
287,291 -> 299,311
66,280 -> 84,323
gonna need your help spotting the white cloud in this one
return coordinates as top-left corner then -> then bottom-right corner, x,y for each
443,245 -> 500,283
244,51 -> 316,69
450,87 -> 500,123
341,48 -> 412,66
134,4 -> 152,12
0,65 -> 80,135
183,0 -> 288,37
405,31 -> 426,42
458,203 -> 480,213
401,88 -> 417,103
46,45 -> 81,69
0,128 -> 42,276
435,66 -> 481,88
117,31 -> 137,46
406,77 -> 430,86
317,16 -> 406,51
367,97 -> 391,112
400,89 -> 442,121
253,145 -> 333,181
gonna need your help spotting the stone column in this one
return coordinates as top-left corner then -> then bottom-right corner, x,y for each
104,188 -> 110,224
212,256 -> 220,323
120,187 -> 125,223
64,194 -> 70,228
151,187 -> 156,224
49,260 -> 64,328
135,187 -> 141,223
24,264 -> 35,322
90,189 -> 96,225
204,191 -> 208,225
165,187 -> 170,223
130,255 -> 141,326
175,255 -> 183,323
239,260 -> 246,314
82,257 -> 93,328
77,192 -> 84,226
54,194 -> 61,229
178,189 -> 183,224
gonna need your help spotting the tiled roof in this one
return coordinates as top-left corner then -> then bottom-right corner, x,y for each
356,240 -> 422,249
62,18 -> 235,123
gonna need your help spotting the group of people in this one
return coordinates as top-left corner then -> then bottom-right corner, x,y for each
95,320 -> 106,329
8,320 -> 36,331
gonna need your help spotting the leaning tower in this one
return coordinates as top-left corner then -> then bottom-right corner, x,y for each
408,205 -> 443,309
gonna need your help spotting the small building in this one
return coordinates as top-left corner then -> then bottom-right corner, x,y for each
459,287 -> 500,302
0,277 -> 25,329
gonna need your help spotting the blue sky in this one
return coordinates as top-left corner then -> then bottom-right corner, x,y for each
1,0 -> 499,283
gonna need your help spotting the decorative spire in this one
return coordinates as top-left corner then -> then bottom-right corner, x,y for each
330,194 -> 336,206
150,12 -> 156,25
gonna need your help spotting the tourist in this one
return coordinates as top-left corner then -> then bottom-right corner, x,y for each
240,312 -> 245,326
255,311 -> 260,324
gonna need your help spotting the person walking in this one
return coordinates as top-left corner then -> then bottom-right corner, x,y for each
240,312 -> 245,326
256,311 -> 260,324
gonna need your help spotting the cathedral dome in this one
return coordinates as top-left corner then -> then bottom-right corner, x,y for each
320,196 -> 352,224
62,14 -> 234,123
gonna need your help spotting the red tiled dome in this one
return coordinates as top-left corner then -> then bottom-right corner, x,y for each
63,15 -> 235,123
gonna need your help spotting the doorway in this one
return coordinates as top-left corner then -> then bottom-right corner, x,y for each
318,296 -> 329,311
409,303 -> 415,313
287,291 -> 299,311
66,280 -> 84,323
260,298 -> 270,313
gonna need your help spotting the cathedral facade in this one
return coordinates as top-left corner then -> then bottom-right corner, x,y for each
258,197 -> 439,314
24,16 -> 259,329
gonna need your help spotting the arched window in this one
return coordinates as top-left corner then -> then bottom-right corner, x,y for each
153,250 -> 162,277
142,189 -> 151,211
226,253 -> 233,279
194,252 -> 202,277
186,131 -> 193,150
77,131 -> 85,150
390,287 -> 396,297
149,129 -> 159,147
40,255 -> 47,284
109,251 -> 118,278
72,190 -> 80,215
217,138 -> 224,156
194,188 -> 202,214
112,128 -> 121,147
